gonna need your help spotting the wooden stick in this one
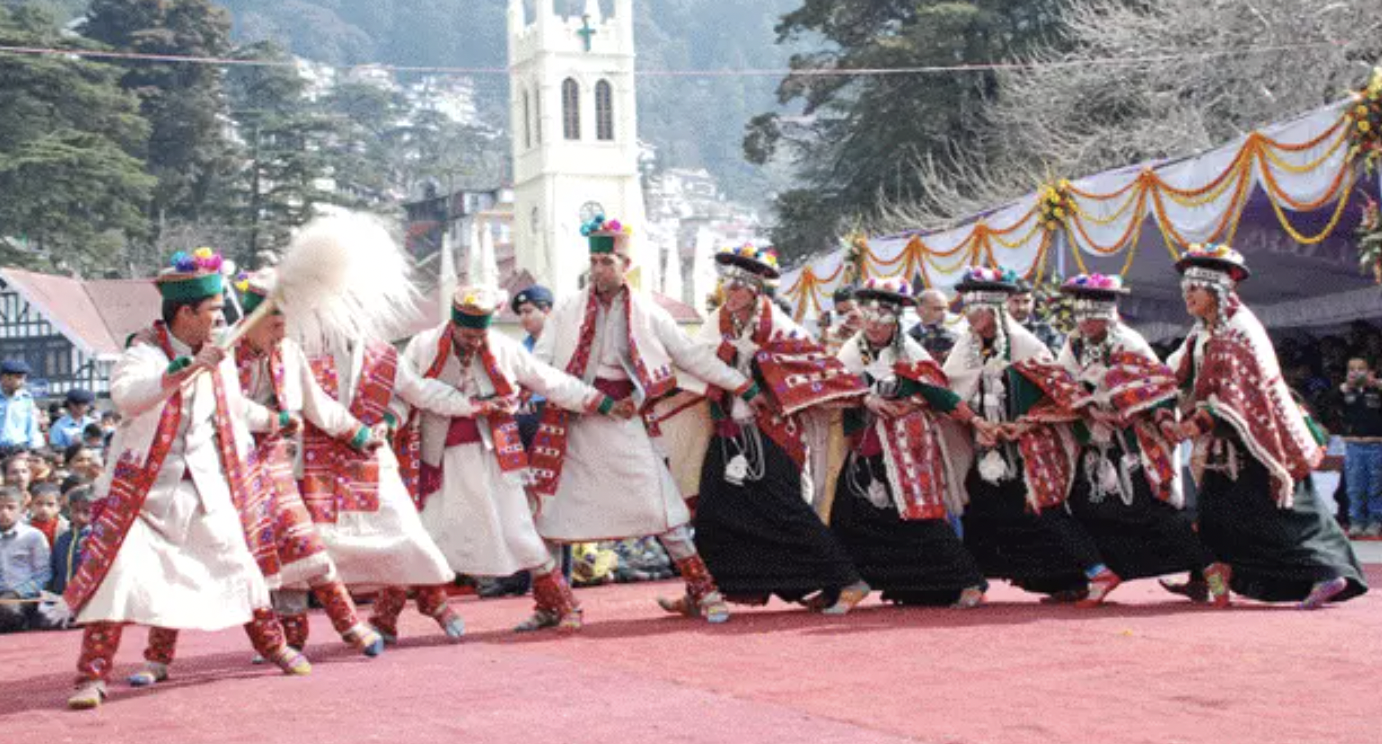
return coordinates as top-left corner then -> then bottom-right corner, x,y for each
182,295 -> 278,384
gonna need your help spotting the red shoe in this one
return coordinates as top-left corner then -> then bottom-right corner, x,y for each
1075,569 -> 1121,608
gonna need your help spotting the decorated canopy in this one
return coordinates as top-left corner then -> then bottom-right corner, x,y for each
781,70 -> 1382,341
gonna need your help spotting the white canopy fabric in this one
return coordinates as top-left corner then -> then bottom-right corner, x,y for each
780,95 -> 1382,341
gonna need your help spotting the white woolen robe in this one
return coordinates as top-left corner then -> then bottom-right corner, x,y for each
77,334 -> 273,631
305,341 -> 470,589
532,289 -> 749,542
405,327 -> 603,576
240,337 -> 363,587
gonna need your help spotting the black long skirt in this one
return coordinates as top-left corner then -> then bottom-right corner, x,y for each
694,428 -> 862,604
830,453 -> 986,605
1199,444 -> 1368,604
1068,444 -> 1212,580
961,457 -> 1095,596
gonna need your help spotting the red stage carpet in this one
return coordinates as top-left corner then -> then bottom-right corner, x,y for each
3,570 -> 1378,744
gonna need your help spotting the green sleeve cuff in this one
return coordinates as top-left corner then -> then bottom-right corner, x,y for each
349,426 -> 370,449
278,411 -> 291,428
915,383 -> 960,413
382,411 -> 398,429
739,382 -> 761,402
598,396 -> 615,415
1007,368 -> 1044,418
166,357 -> 191,375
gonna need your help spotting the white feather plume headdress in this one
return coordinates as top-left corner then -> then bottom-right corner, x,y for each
275,212 -> 419,353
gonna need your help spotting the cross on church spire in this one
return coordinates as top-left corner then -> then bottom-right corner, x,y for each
577,14 -> 597,51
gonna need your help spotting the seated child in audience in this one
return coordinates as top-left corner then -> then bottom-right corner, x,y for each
49,485 -> 95,596
0,486 -> 53,633
26,482 -> 68,548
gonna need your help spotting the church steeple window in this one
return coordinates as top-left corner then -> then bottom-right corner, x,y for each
595,79 -> 614,141
562,78 -> 581,140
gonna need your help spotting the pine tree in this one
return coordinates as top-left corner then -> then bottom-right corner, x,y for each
82,0 -> 236,224
0,6 -> 155,274
746,0 -> 1062,260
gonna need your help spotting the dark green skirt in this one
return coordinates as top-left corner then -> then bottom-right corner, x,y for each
1199,445 -> 1367,604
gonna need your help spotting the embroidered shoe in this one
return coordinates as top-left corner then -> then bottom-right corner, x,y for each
1204,563 -> 1233,608
952,585 -> 986,609
821,583 -> 871,616
699,592 -> 730,624
68,680 -> 106,710
343,624 -> 386,658
1076,569 -> 1122,608
658,592 -> 730,623
266,646 -> 312,676
127,662 -> 169,688
1297,577 -> 1348,610
514,609 -> 559,633
367,615 -> 400,645
556,608 -> 585,633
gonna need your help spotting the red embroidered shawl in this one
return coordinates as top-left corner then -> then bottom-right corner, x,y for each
66,323 -> 277,613
1173,308 -> 1323,507
1010,358 -> 1082,511
1102,350 -> 1182,505
409,329 -> 528,510
529,287 -> 675,497
711,297 -> 866,467
300,342 -> 398,521
877,360 -> 951,520
233,340 -> 333,573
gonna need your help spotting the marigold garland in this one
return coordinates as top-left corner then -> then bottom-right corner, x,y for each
1357,194 -> 1382,284
1038,180 -> 1074,232
1346,67 -> 1382,173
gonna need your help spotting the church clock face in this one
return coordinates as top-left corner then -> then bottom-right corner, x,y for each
578,201 -> 605,224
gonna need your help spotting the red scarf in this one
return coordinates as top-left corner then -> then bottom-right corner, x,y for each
713,296 -> 866,466
233,338 -> 332,569
529,287 -> 672,497
874,360 -> 951,521
1102,350 -> 1182,504
66,323 -> 277,613
299,343 -> 398,521
409,329 -> 528,510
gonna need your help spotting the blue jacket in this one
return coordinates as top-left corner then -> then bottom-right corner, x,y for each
0,388 -> 43,450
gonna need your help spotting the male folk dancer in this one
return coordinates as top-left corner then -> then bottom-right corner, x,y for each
405,286 -> 635,631
122,271 -> 392,686
65,250 -> 308,710
531,216 -> 765,624
261,214 -> 481,644
1054,274 -> 1229,604
830,277 -> 987,608
231,270 -> 387,655
689,245 -> 869,614
299,333 -> 474,644
940,267 -> 1121,606
1162,245 -> 1367,608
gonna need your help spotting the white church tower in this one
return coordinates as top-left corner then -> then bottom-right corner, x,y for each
508,0 -> 651,296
